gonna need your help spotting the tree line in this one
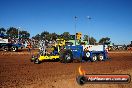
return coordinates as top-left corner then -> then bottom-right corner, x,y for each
0,27 -> 110,44
0,27 -> 30,39
32,31 -> 110,45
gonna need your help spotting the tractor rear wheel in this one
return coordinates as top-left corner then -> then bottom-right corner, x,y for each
60,49 -> 73,63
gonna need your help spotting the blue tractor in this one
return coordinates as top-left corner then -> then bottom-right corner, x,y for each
59,45 -> 108,63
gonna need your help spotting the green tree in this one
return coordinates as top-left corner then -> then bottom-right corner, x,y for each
89,37 -> 96,45
6,27 -> 30,39
83,35 -> 89,41
57,34 -> 63,39
69,35 -> 75,40
32,34 -> 41,40
83,35 -> 96,45
33,32 -> 57,41
46,33 -> 52,41
40,31 -> 50,40
99,37 -> 110,44
19,30 -> 30,39
51,32 -> 57,40
0,28 -> 6,34
6,27 -> 18,38
62,32 -> 70,41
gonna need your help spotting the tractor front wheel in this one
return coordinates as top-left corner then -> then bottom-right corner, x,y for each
34,59 -> 40,64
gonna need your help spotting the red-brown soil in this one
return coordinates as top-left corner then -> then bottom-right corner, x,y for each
0,50 -> 132,88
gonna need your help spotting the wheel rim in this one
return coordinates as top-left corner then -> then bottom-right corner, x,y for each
86,52 -> 90,58
4,49 -> 7,51
4,47 -> 8,51
35,59 -> 39,63
65,54 -> 71,60
99,56 -> 104,60
93,56 -> 97,61
12,47 -> 16,51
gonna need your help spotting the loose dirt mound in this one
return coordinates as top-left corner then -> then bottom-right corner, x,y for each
0,51 -> 132,88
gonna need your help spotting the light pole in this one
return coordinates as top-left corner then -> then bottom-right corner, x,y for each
18,27 -> 20,40
86,16 -> 91,45
74,16 -> 77,45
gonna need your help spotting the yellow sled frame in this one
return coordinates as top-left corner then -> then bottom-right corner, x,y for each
38,55 -> 59,61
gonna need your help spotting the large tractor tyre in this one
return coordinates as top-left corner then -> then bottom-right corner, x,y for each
90,54 -> 97,62
59,49 -> 66,63
59,49 -> 73,63
11,46 -> 18,52
34,59 -> 40,64
98,54 -> 104,61
2,46 -> 8,51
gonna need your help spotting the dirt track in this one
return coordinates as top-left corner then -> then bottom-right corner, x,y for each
0,51 -> 132,88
